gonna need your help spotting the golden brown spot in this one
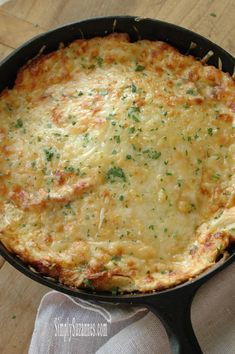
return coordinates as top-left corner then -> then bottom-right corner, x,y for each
178,200 -> 192,213
218,113 -> 233,123
73,180 -> 92,195
52,107 -> 62,124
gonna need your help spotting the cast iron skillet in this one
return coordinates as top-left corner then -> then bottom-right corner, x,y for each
0,16 -> 234,354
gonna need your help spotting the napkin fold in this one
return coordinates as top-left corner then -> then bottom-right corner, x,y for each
29,263 -> 235,354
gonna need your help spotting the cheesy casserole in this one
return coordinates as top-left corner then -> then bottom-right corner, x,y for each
0,33 -> 234,292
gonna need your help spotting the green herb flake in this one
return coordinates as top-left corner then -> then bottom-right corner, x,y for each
177,179 -> 183,187
128,127 -> 136,134
83,279 -> 95,290
131,83 -> 137,93
143,149 -> 161,160
186,89 -> 196,95
183,103 -> 190,109
208,128 -> 213,136
15,119 -> 23,128
111,287 -> 118,296
44,147 -> 55,162
96,56 -> 104,67
126,154 -> 132,160
111,255 -> 122,262
64,202 -> 72,209
210,12 -> 217,17
212,173 -> 221,180
106,166 -> 126,183
131,114 -> 140,123
114,135 -> 121,144
128,106 -> 141,123
64,166 -> 75,173
135,64 -> 145,72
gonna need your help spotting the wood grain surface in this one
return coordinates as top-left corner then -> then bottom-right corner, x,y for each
0,1 -> 234,353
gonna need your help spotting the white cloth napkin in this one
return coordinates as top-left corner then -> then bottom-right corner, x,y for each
29,262 -> 235,354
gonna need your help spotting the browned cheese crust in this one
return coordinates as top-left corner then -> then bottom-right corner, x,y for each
0,33 -> 234,292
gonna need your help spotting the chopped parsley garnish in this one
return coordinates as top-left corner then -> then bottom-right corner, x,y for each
83,279 -> 95,290
177,179 -> 183,187
119,195 -> 124,201
128,106 -> 141,123
128,127 -> 136,134
64,202 -> 72,209
130,115 -> 140,123
82,133 -> 90,146
135,64 -> 145,72
126,154 -> 132,160
131,83 -> 137,92
212,173 -> 221,180
186,89 -> 196,95
111,255 -> 122,262
77,91 -> 83,96
64,166 -> 75,173
149,225 -> 154,230
96,56 -> 104,67
210,12 -> 216,17
208,127 -> 213,136
106,166 -> 126,183
44,147 -> 55,162
106,113 -> 116,120
113,135 -> 121,144
15,118 -> 23,128
143,149 -> 161,160
111,287 -> 118,296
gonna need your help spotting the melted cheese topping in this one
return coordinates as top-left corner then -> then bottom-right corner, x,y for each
0,33 -> 234,292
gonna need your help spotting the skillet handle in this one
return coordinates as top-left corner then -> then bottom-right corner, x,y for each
144,285 -> 202,354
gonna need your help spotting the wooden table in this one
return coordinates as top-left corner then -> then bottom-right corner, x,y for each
0,1 -> 234,353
